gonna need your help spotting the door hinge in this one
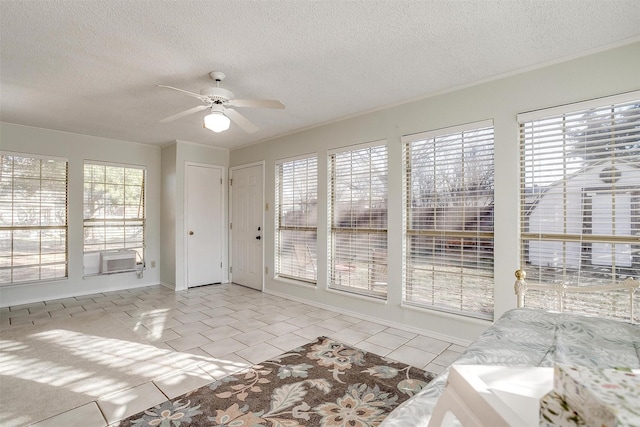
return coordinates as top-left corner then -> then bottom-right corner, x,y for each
220,262 -> 223,268
230,266 -> 232,273
229,178 -> 232,186
265,266 -> 269,275
229,222 -> 232,230
220,178 -> 222,185
265,202 -> 269,211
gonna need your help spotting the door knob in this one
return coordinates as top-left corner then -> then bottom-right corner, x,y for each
256,235 -> 261,240
189,231 -> 194,235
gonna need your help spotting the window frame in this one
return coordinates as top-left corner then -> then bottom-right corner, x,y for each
517,91 -> 640,320
328,140 -> 388,298
0,152 -> 69,285
274,154 -> 319,284
402,120 -> 495,320
83,161 -> 146,272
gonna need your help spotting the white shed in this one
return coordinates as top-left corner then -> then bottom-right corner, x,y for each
526,161 -> 638,268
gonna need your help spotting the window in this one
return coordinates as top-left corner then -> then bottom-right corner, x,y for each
0,153 -> 68,284
519,93 -> 640,319
83,162 -> 145,267
403,121 -> 494,319
275,156 -> 318,283
329,141 -> 387,297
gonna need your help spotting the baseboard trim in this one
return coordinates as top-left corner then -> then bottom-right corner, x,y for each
264,288 -> 472,347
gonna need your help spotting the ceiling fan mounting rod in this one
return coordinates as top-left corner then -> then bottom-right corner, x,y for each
210,71 -> 226,85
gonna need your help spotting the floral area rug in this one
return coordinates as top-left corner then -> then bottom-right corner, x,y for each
119,336 -> 436,426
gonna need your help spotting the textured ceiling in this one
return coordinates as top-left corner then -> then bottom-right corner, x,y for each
1,1 -> 639,149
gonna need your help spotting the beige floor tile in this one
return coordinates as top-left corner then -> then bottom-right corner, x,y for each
140,327 -> 181,343
306,309 -> 339,320
30,402 -> 106,427
182,346 -> 214,358
386,345 -> 438,368
200,324 -> 243,341
234,329 -> 277,346
254,304 -> 281,314
153,367 -> 215,399
253,312 -> 291,324
432,349 -> 462,366
424,362 -> 448,375
176,303 -> 210,313
285,314 -> 320,328
200,337 -> 248,357
4,283 -> 459,426
229,318 -> 269,332
97,382 -> 166,425
267,333 -> 312,351
260,321 -> 299,336
201,306 -> 236,317
354,340 -> 392,357
140,316 -> 183,330
198,354 -> 252,378
449,344 -> 467,353
315,317 -> 357,332
201,314 -> 238,328
235,342 -> 283,364
328,328 -> 372,345
165,333 -> 212,352
365,331 -> 411,350
170,321 -> 212,336
348,321 -> 387,335
104,304 -> 139,313
227,309 -> 261,321
224,302 -> 259,311
384,327 -> 418,339
30,303 -> 65,313
173,311 -> 211,324
334,314 -> 363,324
293,324 -> 335,340
405,335 -> 451,354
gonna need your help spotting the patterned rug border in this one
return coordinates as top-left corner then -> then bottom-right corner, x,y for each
119,336 -> 436,426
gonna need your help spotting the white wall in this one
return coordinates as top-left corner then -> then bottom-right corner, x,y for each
229,42 -> 640,343
160,143 -> 177,288
0,123 -> 162,306
161,140 -> 230,291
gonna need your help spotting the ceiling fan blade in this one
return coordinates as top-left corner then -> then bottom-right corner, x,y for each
159,105 -> 208,123
157,85 -> 208,101
229,99 -> 285,109
225,108 -> 259,133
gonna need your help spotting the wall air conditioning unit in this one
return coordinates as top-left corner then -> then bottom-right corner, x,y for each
100,250 -> 137,274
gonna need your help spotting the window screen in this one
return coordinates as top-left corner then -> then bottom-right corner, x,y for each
0,154 -> 68,284
83,162 -> 145,263
518,93 -> 640,319
329,142 -> 388,297
403,121 -> 494,319
275,156 -> 318,283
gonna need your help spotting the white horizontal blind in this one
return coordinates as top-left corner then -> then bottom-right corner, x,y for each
0,154 -> 68,284
403,122 -> 494,319
519,95 -> 640,320
83,163 -> 145,263
275,156 -> 318,283
329,142 -> 388,297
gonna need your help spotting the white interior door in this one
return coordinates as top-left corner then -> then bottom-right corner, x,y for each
230,163 -> 263,291
186,164 -> 223,287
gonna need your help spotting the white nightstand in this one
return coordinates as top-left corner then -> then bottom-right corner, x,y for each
428,365 -> 554,427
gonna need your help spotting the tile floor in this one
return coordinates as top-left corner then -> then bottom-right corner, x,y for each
1,283 -> 465,426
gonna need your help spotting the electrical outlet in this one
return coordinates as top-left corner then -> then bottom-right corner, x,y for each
150,260 -> 156,268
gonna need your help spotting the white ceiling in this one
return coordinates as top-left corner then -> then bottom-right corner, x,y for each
1,1 -> 639,150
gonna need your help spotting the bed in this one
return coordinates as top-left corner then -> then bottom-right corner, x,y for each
380,271 -> 640,427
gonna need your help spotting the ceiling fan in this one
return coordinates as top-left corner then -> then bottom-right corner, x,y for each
158,71 -> 285,133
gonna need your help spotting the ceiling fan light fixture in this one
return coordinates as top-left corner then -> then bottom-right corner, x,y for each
204,111 -> 230,133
